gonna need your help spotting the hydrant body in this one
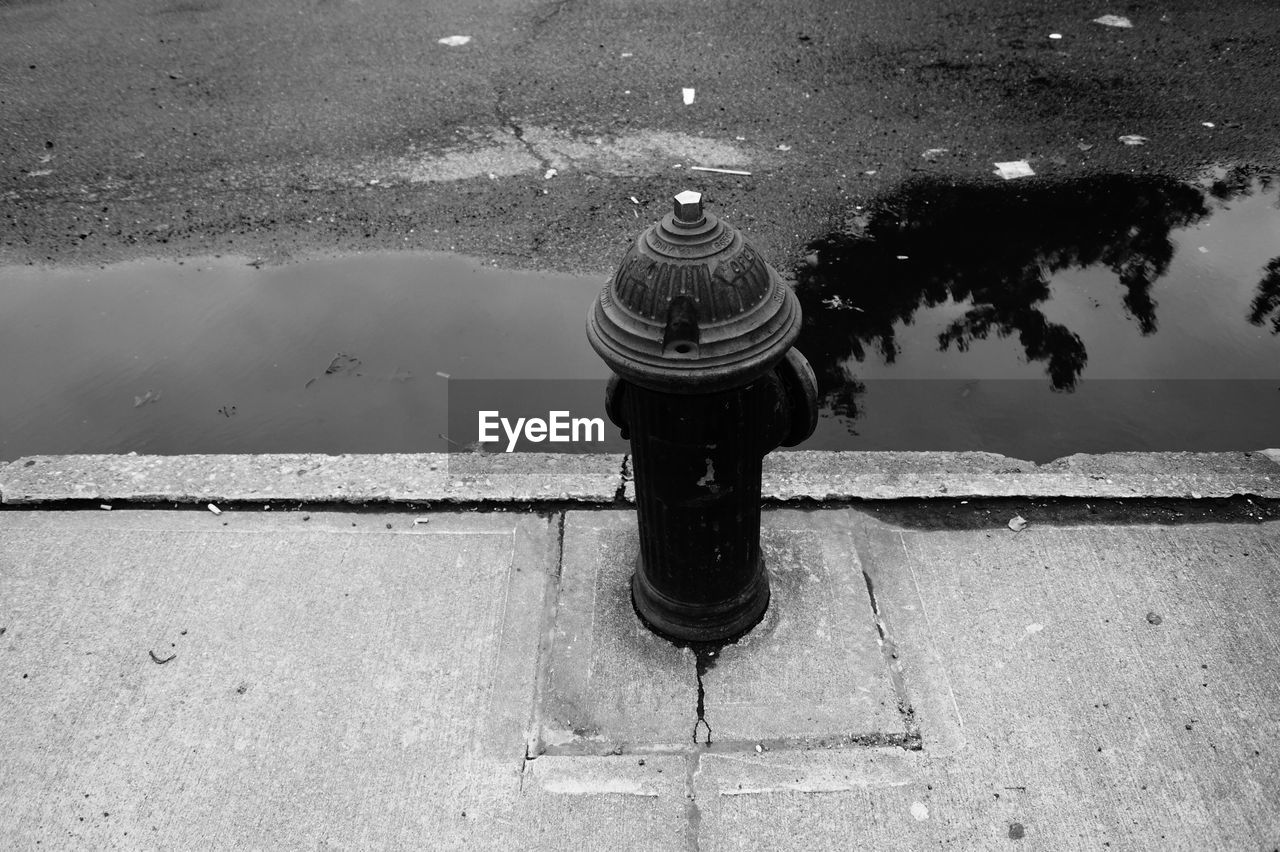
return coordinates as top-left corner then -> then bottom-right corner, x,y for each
587,191 -> 818,642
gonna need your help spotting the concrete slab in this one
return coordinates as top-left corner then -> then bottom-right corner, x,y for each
542,511 -> 906,755
539,511 -> 697,753
700,510 -> 907,745
850,513 -> 1280,850
758,450 -> 1280,500
0,452 -> 624,505
6,449 -> 1279,506
0,509 -> 554,848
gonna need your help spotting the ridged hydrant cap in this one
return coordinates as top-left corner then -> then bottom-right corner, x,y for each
586,190 -> 803,393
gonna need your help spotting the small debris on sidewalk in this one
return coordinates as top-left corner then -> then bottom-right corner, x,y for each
325,352 -> 362,376
1092,14 -> 1133,28
133,389 -> 162,408
777,144 -> 791,151
1202,122 -> 1215,128
910,802 -> 929,821
690,166 -> 752,176
438,35 -> 471,47
1049,33 -> 1062,40
993,161 -> 1035,180
149,650 -> 176,664
413,518 -> 431,526
544,168 -> 557,180
1146,611 -> 1163,625
208,503 -> 222,515
922,148 -> 948,161
682,88 -> 696,105
99,504 -> 112,511
1008,515 -> 1028,532
1118,134 -> 1149,146
1077,142 -> 1094,151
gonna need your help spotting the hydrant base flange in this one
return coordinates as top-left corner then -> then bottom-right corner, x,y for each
631,555 -> 771,643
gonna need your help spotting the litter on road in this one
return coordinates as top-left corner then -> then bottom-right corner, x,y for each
682,88 -> 696,105
437,36 -> 471,46
993,160 -> 1035,180
1092,15 -> 1133,28
689,166 -> 752,176
1009,515 -> 1028,532
208,504 -> 222,515
1118,134 -> 1149,145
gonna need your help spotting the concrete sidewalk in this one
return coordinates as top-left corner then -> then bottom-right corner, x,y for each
1,452 -> 1278,850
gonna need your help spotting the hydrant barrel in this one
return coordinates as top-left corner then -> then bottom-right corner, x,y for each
587,191 -> 818,642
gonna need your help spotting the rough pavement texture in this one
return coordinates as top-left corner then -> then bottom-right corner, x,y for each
3,503 -> 1276,849
4,0 -> 1279,271
0,452 -> 624,504
0,510 -> 556,848
4,449 -> 1279,504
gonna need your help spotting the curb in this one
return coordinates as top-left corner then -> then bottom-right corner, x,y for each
2,450 -> 1279,505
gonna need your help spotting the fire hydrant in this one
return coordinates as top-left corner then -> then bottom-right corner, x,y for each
587,190 -> 818,642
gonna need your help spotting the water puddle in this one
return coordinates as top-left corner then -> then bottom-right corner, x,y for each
795,167 -> 1280,460
0,253 -> 609,460
1,167 -> 1277,462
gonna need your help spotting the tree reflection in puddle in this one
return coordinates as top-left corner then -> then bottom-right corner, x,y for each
795,167 -> 1280,449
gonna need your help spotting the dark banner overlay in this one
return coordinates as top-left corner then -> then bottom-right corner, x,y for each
444,377 -> 1278,461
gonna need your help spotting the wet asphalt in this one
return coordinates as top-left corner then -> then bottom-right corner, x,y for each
2,0 -> 1279,273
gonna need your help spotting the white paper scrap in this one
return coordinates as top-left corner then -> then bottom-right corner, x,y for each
1092,15 -> 1132,28
993,160 -> 1035,180
438,35 -> 471,46
682,88 -> 696,105
1118,134 -> 1148,145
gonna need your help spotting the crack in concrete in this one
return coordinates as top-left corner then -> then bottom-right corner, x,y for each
863,569 -> 923,749
692,647 -> 715,746
492,87 -> 552,174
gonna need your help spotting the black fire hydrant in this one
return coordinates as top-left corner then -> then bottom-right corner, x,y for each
587,190 -> 818,642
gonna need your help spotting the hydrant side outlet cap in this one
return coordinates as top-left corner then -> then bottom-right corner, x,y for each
587,193 -> 802,393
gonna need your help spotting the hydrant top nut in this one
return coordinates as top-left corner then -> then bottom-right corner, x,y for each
672,190 -> 705,225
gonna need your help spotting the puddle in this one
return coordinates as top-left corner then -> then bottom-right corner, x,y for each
795,168 -> 1280,461
1,168 -> 1277,462
0,253 -> 609,460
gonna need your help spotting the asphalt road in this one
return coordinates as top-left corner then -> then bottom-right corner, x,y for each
2,0 -> 1278,273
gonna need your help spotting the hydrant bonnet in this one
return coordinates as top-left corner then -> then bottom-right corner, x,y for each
587,191 -> 802,393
